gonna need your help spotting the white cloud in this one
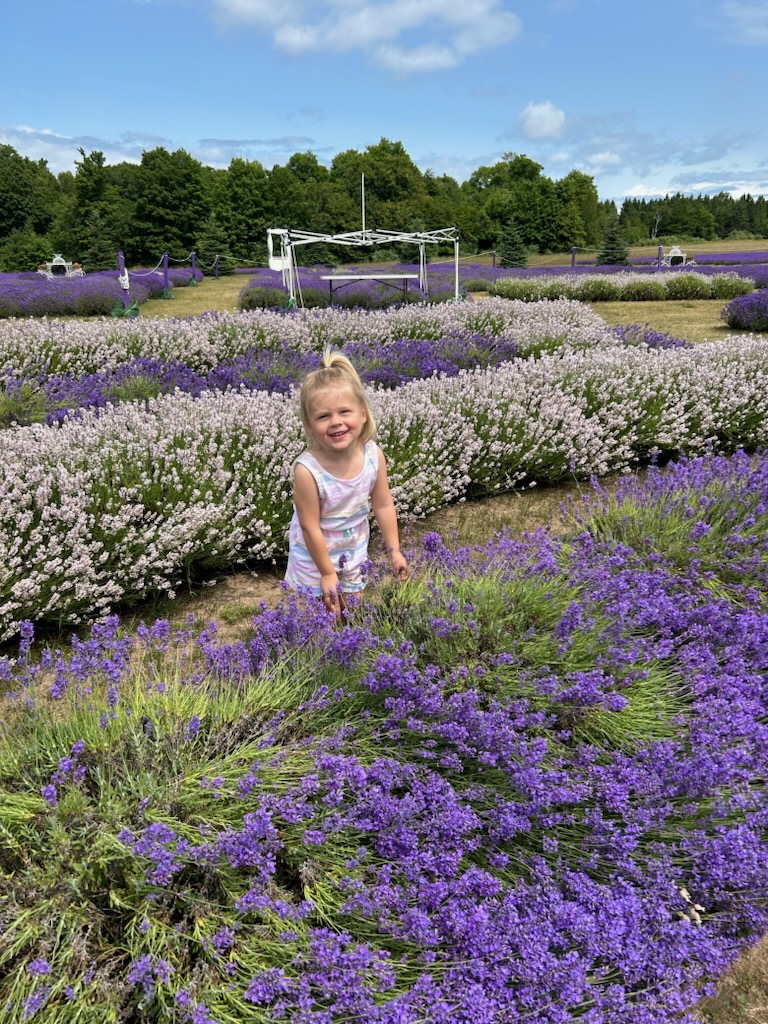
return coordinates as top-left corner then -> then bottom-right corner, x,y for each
375,44 -> 461,73
0,123 -> 321,175
623,182 -> 675,199
0,125 -> 158,174
519,100 -> 566,139
585,150 -> 622,170
195,135 -> 317,166
212,0 -> 522,69
721,1 -> 768,42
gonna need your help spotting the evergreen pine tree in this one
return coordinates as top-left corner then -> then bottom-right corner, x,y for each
195,214 -> 234,274
596,221 -> 630,265
496,220 -> 528,268
79,208 -> 120,271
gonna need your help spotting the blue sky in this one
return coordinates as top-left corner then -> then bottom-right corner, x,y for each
2,0 -> 767,204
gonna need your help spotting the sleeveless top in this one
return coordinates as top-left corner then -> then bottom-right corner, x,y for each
284,440 -> 379,595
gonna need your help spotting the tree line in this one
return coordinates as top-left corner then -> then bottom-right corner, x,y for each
1,138 -> 766,272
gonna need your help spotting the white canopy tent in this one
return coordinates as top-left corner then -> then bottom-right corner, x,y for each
266,226 -> 461,306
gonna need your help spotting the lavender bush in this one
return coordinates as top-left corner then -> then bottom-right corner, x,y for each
721,288 -> 768,332
1,333 -> 768,636
2,448 -> 768,1020
688,249 -> 768,264
0,334 -> 533,427
0,298 -> 613,378
490,271 -> 753,303
239,266 -> 461,311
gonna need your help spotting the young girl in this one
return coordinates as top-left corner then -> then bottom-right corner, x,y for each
285,347 -> 409,614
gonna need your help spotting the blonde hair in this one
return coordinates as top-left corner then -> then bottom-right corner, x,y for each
299,346 -> 376,444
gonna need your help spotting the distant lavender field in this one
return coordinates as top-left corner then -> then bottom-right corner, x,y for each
0,268 -> 203,318
690,249 -> 768,264
1,255 -> 766,318
240,261 -> 768,311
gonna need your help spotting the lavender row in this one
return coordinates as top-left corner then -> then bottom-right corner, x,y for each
0,297 -> 615,379
2,334 -> 768,637
246,261 -> 768,295
0,268 -> 203,318
3,449 -> 768,1020
0,324 -> 687,429
490,270 -> 755,303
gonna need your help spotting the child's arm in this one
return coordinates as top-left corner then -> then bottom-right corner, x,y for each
371,448 -> 409,580
293,463 -> 342,610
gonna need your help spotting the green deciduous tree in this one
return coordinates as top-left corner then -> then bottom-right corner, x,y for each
130,148 -> 211,264
0,145 -> 60,242
0,225 -> 51,272
221,158 -> 268,263
555,169 -> 602,248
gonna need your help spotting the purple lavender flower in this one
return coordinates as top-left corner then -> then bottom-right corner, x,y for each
26,960 -> 50,977
22,985 -> 50,1020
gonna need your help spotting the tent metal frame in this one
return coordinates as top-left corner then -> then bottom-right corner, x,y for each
266,226 -> 461,305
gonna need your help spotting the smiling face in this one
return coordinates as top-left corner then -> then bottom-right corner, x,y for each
308,386 -> 367,457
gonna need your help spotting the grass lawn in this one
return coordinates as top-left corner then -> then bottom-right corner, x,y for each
590,298 -> 740,343
141,272 -> 247,317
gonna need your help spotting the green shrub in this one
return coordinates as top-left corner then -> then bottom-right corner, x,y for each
297,287 -> 331,308
0,381 -> 48,427
107,376 -> 166,404
664,274 -> 711,300
574,277 -> 622,301
617,278 -> 667,301
463,278 -> 491,292
238,286 -> 294,310
534,281 -> 569,301
709,274 -> 753,300
489,278 -> 541,300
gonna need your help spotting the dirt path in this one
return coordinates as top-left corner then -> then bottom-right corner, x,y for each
137,478 -> 586,640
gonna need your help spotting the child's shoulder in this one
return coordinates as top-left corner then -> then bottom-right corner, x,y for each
293,449 -> 319,474
365,440 -> 383,464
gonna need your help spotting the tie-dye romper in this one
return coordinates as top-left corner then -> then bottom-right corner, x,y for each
285,440 -> 379,595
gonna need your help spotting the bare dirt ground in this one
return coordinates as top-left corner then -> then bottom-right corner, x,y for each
137,478 -> 585,641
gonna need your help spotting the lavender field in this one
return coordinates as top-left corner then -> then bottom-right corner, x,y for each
1,293 -> 768,1022
0,267 -> 202,319
2,449 -> 768,1022
2,299 -> 768,637
1,255 -> 767,318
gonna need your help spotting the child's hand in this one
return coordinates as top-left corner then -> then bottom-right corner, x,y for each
320,572 -> 343,615
389,550 -> 409,582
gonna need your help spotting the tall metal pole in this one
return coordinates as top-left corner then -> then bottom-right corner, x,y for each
117,250 -> 131,308
361,173 -> 366,234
